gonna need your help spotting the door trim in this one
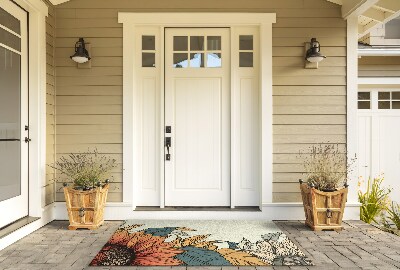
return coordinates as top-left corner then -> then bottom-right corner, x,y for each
119,13 -> 276,210
11,0 -> 49,218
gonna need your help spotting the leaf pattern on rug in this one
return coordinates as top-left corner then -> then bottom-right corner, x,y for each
218,248 -> 267,266
90,223 -> 313,267
175,246 -> 232,266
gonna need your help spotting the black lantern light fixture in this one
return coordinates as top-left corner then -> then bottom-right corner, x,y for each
70,38 -> 91,64
305,38 -> 326,63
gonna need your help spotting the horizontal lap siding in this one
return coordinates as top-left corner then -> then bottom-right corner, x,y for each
359,56 -> 400,77
55,0 -> 346,203
45,1 -> 56,207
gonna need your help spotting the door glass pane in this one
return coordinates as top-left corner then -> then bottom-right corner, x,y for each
239,35 -> 253,50
190,36 -> 204,51
239,52 -> 253,67
378,101 -> 390,109
358,92 -> 370,100
378,92 -> 390,100
358,101 -> 370,109
173,53 -> 188,68
207,36 -> 221,50
173,36 -> 188,51
392,101 -> 400,109
189,53 -> 204,68
142,53 -> 155,67
392,92 -> 400,100
0,7 -> 20,34
0,27 -> 21,51
207,53 -> 221,68
0,47 -> 21,202
142,35 -> 155,50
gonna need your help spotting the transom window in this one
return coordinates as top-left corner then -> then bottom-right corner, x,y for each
172,35 -> 222,68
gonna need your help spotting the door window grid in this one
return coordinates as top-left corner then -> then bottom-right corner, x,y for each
378,91 -> 400,110
239,35 -> 253,67
142,35 -> 156,68
358,90 -> 400,110
358,91 -> 371,110
173,35 -> 222,68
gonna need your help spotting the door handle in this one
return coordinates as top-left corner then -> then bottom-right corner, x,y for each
165,137 -> 171,161
0,139 -> 20,142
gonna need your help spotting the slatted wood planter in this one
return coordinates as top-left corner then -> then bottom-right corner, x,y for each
63,184 -> 109,230
300,182 -> 348,231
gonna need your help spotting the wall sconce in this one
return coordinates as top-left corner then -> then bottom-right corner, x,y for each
70,38 -> 91,64
305,38 -> 326,69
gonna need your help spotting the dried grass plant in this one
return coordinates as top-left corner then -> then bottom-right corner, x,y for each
50,148 -> 117,189
299,144 -> 356,191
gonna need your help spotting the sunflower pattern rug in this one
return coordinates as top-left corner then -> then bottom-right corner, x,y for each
90,220 -> 313,267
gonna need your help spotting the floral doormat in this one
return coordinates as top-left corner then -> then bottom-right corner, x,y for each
90,220 -> 313,267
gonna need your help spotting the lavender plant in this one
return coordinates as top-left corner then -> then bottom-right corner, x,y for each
299,144 -> 356,191
50,148 -> 117,189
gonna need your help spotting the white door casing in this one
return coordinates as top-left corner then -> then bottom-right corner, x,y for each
164,28 -> 230,206
0,0 -> 29,228
119,13 -> 275,209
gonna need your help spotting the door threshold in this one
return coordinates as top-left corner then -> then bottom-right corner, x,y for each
135,206 -> 261,212
0,216 -> 40,240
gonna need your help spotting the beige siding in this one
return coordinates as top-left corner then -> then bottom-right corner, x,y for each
359,56 -> 400,77
45,1 -> 56,206
55,0 -> 346,203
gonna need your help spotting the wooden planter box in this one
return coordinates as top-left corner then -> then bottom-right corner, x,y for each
300,182 -> 348,231
63,184 -> 109,230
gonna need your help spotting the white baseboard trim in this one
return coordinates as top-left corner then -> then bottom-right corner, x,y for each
0,203 -> 54,251
54,201 -> 361,221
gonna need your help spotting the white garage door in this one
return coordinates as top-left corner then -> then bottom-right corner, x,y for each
358,89 -> 400,203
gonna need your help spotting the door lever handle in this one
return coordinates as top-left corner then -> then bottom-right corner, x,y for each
165,137 -> 171,161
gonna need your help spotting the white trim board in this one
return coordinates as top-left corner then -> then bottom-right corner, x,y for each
119,13 -> 276,210
347,16 -> 359,204
53,202 -> 361,221
359,77 -> 400,85
358,48 -> 400,56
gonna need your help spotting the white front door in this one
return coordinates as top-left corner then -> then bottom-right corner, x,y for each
164,28 -> 231,206
0,0 -> 29,228
358,90 -> 400,203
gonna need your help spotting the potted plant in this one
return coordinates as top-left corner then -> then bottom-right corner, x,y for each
51,149 -> 117,230
298,144 -> 355,231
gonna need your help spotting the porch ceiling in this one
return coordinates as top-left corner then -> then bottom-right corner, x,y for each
326,0 -> 400,40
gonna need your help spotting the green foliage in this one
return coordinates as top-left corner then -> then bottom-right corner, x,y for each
382,201 -> 400,230
50,148 -> 117,189
358,176 -> 392,224
299,144 -> 356,191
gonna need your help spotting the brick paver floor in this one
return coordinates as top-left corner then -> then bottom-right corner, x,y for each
0,220 -> 399,270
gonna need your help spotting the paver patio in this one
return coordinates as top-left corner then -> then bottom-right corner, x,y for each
0,220 -> 399,270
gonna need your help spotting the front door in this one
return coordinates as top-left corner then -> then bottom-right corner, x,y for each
164,28 -> 230,206
0,0 -> 28,228
358,90 -> 400,202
